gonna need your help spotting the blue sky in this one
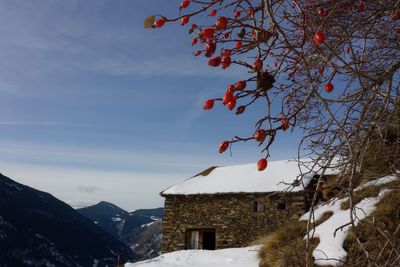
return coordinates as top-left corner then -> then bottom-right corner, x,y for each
0,0 -> 301,210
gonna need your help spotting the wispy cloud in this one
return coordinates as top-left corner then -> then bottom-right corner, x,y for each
76,185 -> 99,194
0,121 -> 96,128
0,0 -> 246,82
91,56 -> 243,78
0,81 -> 19,94
66,199 -> 97,209
0,161 -> 175,210
0,139 -> 228,174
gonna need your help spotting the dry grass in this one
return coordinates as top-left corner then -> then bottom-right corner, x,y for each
255,211 -> 332,267
256,220 -> 320,267
343,183 -> 400,266
340,185 -> 381,210
314,211 -> 333,226
256,176 -> 399,266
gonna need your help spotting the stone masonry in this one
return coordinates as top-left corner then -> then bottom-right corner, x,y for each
161,192 -> 305,253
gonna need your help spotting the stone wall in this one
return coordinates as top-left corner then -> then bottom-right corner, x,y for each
161,192 -> 305,253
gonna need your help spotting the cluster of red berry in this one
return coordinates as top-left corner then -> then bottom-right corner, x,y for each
148,0 -> 400,171
151,0 -> 286,171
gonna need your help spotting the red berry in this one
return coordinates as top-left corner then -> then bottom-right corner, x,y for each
324,82 -> 334,93
313,31 -> 325,45
253,58 -> 263,72
222,91 -> 234,105
227,98 -> 236,110
236,105 -> 245,115
216,16 -> 228,30
191,38 -> 198,46
181,16 -> 189,25
254,129 -> 267,142
194,50 -> 201,56
180,0 -> 190,9
191,24 -> 197,30
396,28 -> 400,34
257,158 -> 268,171
202,28 -> 215,39
235,80 -> 246,90
318,8 -> 328,17
235,41 -> 242,49
281,118 -> 289,131
355,1 -> 365,12
221,56 -> 231,69
226,84 -> 235,93
345,47 -> 350,54
247,8 -> 254,17
205,41 -> 216,57
209,9 -> 217,17
234,11 -> 241,18
223,49 -> 232,57
203,99 -> 214,110
154,18 -> 166,28
218,141 -> 229,153
208,56 -> 221,67
224,32 -> 230,39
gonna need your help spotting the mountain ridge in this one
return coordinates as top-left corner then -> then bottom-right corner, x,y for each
0,172 -> 137,266
77,202 -> 163,260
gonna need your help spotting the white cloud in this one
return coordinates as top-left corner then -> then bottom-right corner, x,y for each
66,199 -> 98,209
91,56 -> 243,78
76,185 -> 99,194
0,139 -> 220,173
0,121 -> 95,127
0,162 -> 170,211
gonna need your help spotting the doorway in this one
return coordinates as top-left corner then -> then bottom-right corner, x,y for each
186,229 -> 216,250
202,230 -> 216,250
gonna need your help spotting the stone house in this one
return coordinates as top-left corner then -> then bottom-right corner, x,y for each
160,160 -> 338,253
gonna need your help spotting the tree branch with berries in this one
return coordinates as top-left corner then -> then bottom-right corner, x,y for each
146,0 -> 400,262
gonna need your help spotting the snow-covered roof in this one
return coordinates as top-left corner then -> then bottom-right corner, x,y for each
161,159 -> 340,196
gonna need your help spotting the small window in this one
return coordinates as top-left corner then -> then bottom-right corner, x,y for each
252,201 -> 264,213
276,199 -> 286,210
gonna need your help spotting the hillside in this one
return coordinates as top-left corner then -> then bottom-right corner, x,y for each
258,174 -> 400,267
0,173 -> 136,266
78,203 -> 163,260
77,201 -> 129,238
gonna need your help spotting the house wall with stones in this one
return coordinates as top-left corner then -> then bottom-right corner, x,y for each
161,192 -> 305,253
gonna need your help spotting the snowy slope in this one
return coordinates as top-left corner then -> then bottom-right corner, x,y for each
300,174 -> 398,266
162,159 -> 340,195
125,246 -> 260,267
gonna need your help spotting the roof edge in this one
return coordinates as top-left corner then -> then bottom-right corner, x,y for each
159,166 -> 220,196
160,190 -> 305,197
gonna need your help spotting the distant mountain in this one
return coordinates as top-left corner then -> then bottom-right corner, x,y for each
77,201 -> 129,238
78,203 -> 163,260
131,208 -> 163,218
0,173 -> 137,266
78,201 -> 128,219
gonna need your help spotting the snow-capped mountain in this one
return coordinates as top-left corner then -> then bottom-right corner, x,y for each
78,203 -> 163,260
0,173 -> 137,266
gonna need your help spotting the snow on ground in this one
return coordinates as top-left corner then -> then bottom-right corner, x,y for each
162,159 -> 340,195
125,246 -> 260,267
141,221 -> 155,228
112,217 -> 122,222
300,174 -> 398,266
355,174 -> 398,191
